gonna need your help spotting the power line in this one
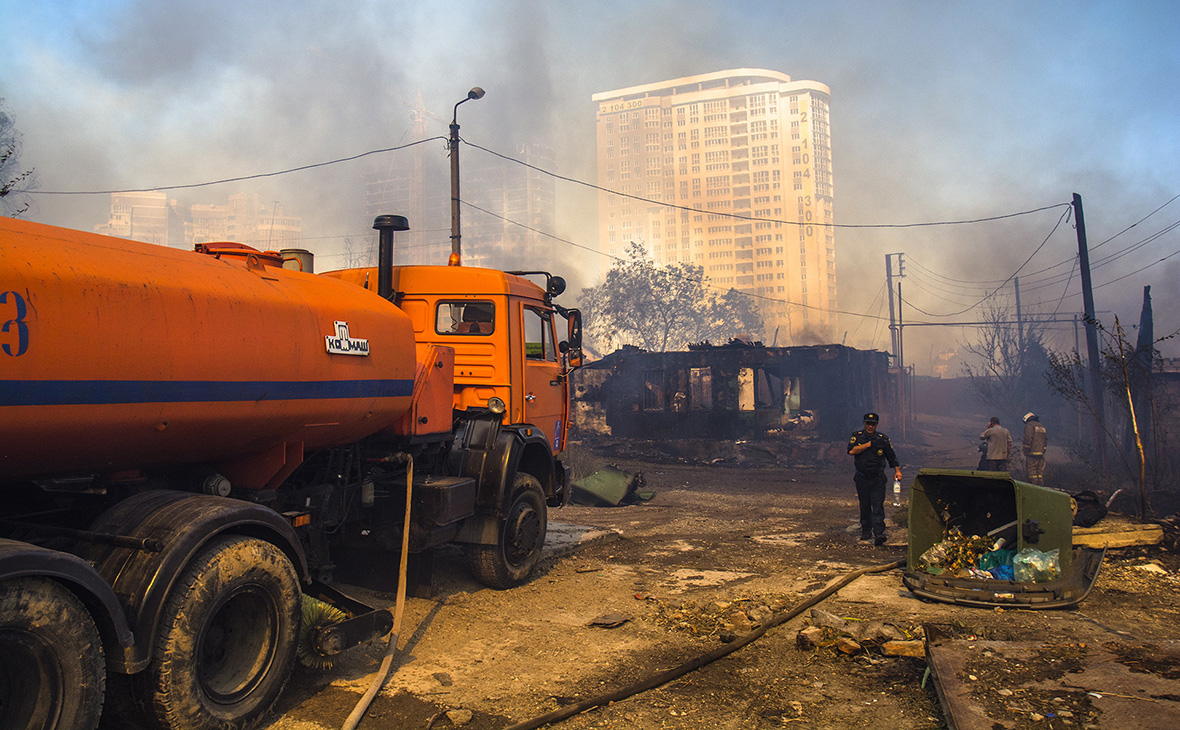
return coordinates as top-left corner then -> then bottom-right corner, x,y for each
23,130 -> 1178,328
898,205 -> 1073,318
25,137 -> 448,195
1090,191 -> 1180,252
17,131 -> 1080,237
904,194 -> 1180,289
462,139 -> 1070,231
460,199 -> 895,322
847,281 -> 886,342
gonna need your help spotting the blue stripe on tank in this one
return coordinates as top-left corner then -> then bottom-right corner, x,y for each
0,379 -> 414,407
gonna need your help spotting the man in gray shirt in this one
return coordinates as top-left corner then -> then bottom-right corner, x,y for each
979,417 -> 1012,472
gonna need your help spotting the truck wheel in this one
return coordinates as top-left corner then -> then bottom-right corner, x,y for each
0,577 -> 105,730
137,536 -> 300,730
470,474 -> 548,589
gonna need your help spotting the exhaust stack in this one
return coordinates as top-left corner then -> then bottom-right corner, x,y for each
372,215 -> 410,300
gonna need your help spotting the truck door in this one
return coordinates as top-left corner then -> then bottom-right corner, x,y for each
521,305 -> 566,453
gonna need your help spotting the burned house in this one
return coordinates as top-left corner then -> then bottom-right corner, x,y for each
572,343 -> 896,442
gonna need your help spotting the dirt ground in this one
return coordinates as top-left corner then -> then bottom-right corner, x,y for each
262,439 -> 1180,730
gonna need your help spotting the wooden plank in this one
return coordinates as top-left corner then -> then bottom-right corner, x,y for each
1073,523 -> 1163,548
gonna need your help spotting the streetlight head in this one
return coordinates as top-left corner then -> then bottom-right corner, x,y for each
467,87 -> 486,100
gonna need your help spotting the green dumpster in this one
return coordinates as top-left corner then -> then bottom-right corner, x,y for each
902,468 -> 1105,609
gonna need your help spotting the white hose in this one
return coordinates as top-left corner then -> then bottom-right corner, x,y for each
342,455 -> 413,730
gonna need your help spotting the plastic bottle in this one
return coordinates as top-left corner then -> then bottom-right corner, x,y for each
892,479 -> 902,506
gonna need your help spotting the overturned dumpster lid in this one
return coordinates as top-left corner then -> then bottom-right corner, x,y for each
571,465 -> 653,507
903,547 -> 1105,609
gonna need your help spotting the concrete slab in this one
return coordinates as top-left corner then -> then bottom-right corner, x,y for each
926,635 -> 1180,729
543,521 -> 622,559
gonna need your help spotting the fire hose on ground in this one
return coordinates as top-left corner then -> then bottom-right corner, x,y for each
503,558 -> 906,730
334,505 -> 904,730
341,454 -> 415,730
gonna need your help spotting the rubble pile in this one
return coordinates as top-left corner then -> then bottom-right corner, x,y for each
795,608 -> 925,659
636,592 -> 791,639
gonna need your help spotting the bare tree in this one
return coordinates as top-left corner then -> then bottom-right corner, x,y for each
961,300 -> 1052,418
580,241 -> 763,353
1,99 -> 36,217
340,235 -> 373,269
1046,315 -> 1180,519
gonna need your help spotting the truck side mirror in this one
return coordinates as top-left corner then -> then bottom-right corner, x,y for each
566,309 -> 582,349
557,308 -> 583,371
561,341 -> 582,370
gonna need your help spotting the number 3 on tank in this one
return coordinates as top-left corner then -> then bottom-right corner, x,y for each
1,290 -> 29,356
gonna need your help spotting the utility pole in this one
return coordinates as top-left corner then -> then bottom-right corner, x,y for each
885,254 -> 897,358
448,87 -> 485,266
1014,276 -> 1024,353
885,253 -> 906,437
1074,193 -> 1106,468
898,280 -> 907,440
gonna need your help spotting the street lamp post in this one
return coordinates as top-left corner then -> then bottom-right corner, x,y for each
449,86 -> 485,266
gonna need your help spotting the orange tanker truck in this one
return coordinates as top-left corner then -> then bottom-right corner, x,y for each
0,213 -> 583,730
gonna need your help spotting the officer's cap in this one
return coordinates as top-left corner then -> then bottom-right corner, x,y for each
863,412 -> 880,424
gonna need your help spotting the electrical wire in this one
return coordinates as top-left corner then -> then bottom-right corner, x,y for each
461,199 -> 894,322
462,139 -> 1069,231
1089,191 -> 1180,252
26,137 -> 448,195
23,129 -> 1177,327
896,205 -> 1073,318
904,194 -> 1180,289
847,281 -> 886,343
1050,256 -> 1079,317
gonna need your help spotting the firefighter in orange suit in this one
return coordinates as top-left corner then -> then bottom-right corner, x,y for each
1023,412 -> 1048,485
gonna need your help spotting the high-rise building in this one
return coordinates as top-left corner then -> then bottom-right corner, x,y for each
593,69 -> 836,343
93,191 -> 185,247
95,192 -> 302,251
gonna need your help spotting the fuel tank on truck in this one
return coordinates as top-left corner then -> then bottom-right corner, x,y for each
0,217 -> 417,488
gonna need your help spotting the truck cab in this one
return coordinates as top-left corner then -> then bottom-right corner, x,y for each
327,265 -> 581,454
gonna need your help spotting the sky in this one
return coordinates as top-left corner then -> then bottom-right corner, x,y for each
2,0 -> 1178,374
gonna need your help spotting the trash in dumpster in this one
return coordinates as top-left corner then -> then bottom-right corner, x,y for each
978,548 -> 1015,580
1012,547 -> 1061,583
916,527 -> 990,577
570,465 -> 654,507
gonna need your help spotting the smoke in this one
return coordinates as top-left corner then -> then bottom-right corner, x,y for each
3,0 -> 1178,365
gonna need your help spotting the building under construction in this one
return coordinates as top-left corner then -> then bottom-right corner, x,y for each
362,97 -> 558,272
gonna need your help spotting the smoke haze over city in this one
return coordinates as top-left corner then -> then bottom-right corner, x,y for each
3,0 -> 1178,371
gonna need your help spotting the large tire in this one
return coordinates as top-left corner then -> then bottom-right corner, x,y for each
0,577 -> 105,730
470,473 -> 548,589
128,536 -> 300,730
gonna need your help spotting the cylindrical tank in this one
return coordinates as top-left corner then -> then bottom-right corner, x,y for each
280,248 -> 314,273
0,218 -> 417,487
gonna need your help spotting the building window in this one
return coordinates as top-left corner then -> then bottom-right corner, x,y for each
643,371 -> 665,410
689,367 -> 712,410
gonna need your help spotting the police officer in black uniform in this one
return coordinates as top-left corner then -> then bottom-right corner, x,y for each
847,412 -> 902,546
